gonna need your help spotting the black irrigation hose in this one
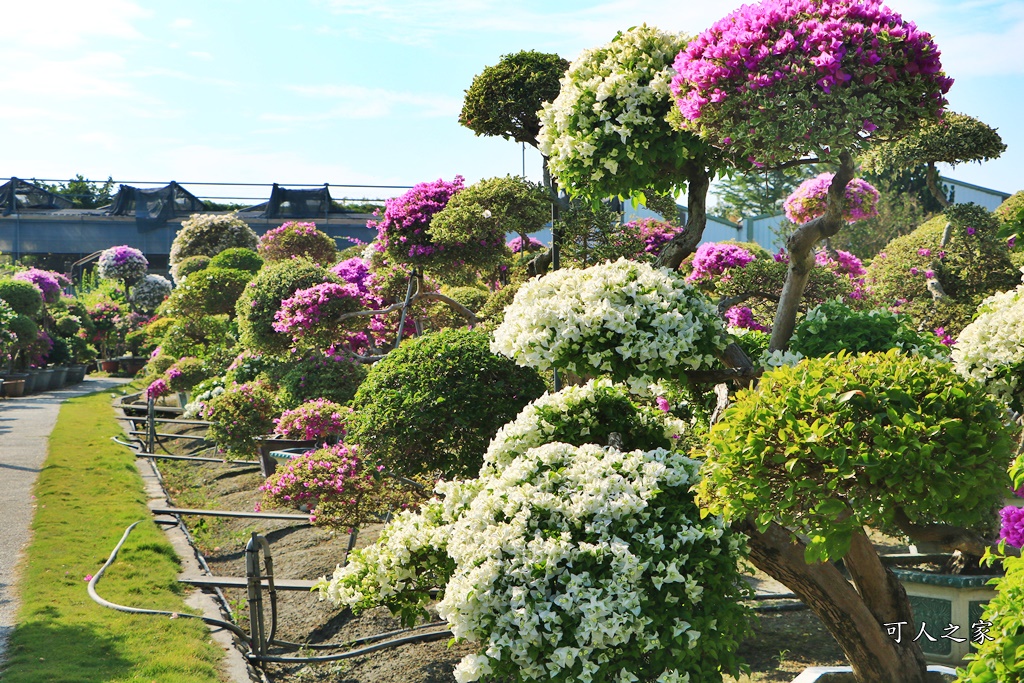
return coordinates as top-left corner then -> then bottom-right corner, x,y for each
270,621 -> 449,650
87,521 -> 251,643
252,628 -> 454,664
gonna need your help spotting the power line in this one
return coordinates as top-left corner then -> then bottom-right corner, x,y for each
5,176 -> 414,190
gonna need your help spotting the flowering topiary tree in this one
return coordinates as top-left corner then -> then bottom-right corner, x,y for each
169,212 -> 258,282
0,278 -> 44,318
493,258 -> 728,393
129,274 -> 172,314
13,268 -> 67,304
257,221 -> 337,266
783,174 -> 880,225
97,245 -> 149,301
317,379 -> 752,682
273,399 -> 350,443
672,0 -> 953,351
538,25 -> 723,269
202,380 -> 279,456
370,176 -> 464,271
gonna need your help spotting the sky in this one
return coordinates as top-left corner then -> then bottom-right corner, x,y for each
4,0 -> 1024,211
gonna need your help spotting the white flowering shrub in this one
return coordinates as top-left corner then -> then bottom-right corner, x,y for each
537,25 -> 702,199
952,275 -> 1024,413
130,274 -> 172,314
440,443 -> 749,683
483,377 -> 686,472
318,443 -> 749,683
491,258 -> 728,393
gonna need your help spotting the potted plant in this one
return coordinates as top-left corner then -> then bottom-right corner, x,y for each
200,381 -> 280,475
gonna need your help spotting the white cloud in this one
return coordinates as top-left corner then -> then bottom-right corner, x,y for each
264,84 -> 462,120
188,51 -> 214,60
5,0 -> 149,49
171,18 -> 195,29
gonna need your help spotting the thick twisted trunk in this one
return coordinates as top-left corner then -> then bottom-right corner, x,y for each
654,162 -> 713,270
926,162 -> 950,208
769,151 -> 855,351
738,519 -> 928,683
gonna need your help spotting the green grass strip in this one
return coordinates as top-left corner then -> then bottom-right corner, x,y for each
2,389 -> 226,683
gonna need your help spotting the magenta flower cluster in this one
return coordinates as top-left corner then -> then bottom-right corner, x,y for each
671,0 -> 952,164
687,242 -> 756,282
273,399 -> 350,442
625,218 -> 684,255
1001,505 -> 1024,548
97,245 -> 148,283
146,378 -> 170,400
258,443 -> 376,525
815,249 -> 865,278
13,268 -> 67,304
784,174 -> 880,225
507,236 -> 546,254
273,282 -> 363,337
370,176 -> 464,265
725,305 -> 770,332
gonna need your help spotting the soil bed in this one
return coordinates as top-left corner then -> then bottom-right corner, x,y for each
148,423 -> 850,683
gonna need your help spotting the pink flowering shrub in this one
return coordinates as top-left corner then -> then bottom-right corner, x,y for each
628,218 -> 685,257
687,242 -> 756,282
369,176 -> 464,269
97,245 -> 149,285
507,236 -> 545,254
273,282 -> 366,352
725,306 -> 770,332
1000,505 -> 1024,548
671,0 -> 952,167
258,443 -> 406,528
146,378 -> 170,400
784,174 -> 880,225
273,399 -> 351,442
202,380 -> 279,455
257,221 -> 338,266
13,268 -> 67,304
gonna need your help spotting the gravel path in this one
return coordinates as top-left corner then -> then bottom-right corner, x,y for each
0,377 -> 131,667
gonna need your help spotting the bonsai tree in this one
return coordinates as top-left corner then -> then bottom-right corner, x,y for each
671,0 -> 953,351
860,112 -> 1006,207
257,221 -> 337,267
460,50 -> 568,147
697,351 -> 1016,683
96,245 -> 148,303
427,175 -> 550,285
537,24 -> 725,269
169,212 -> 258,282
866,203 -> 1020,336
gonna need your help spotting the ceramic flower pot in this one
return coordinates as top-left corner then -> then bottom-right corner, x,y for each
2,378 -> 25,397
891,567 -> 1000,667
791,665 -> 956,682
100,359 -> 119,374
255,437 -> 317,477
50,366 -> 68,389
22,369 -> 40,394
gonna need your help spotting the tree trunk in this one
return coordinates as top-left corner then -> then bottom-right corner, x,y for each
653,162 -> 713,270
738,519 -> 928,683
926,162 -> 950,208
769,151 -> 855,351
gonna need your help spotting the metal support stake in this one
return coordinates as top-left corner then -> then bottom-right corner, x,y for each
246,533 -> 268,659
146,397 -> 156,455
394,269 -> 417,350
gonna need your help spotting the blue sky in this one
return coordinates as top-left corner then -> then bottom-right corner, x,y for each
4,0 -> 1024,210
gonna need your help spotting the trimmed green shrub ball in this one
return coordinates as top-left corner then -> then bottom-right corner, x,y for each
172,255 -> 212,284
0,278 -> 43,318
235,259 -> 336,356
9,315 -> 39,350
349,328 -> 546,477
272,354 -> 369,409
697,350 -> 1015,563
209,247 -> 263,274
